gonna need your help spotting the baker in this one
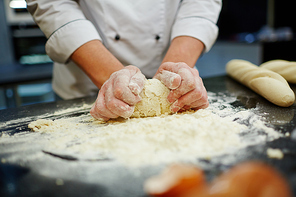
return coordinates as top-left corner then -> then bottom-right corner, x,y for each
26,0 -> 222,121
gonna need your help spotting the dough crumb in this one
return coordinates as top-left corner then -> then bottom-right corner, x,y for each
28,119 -> 54,132
267,148 -> 284,159
56,178 -> 64,186
131,79 -> 172,118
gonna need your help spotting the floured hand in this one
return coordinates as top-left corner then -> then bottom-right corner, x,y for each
90,66 -> 146,121
154,62 -> 209,112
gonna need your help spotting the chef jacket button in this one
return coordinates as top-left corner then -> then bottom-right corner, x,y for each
155,35 -> 160,40
115,34 -> 120,40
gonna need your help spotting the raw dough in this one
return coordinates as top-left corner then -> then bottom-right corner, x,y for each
266,148 -> 284,159
260,59 -> 296,84
131,79 -> 172,118
28,119 -> 54,132
226,59 -> 295,107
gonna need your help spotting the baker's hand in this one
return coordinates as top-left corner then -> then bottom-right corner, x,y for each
90,66 -> 146,121
154,62 -> 209,112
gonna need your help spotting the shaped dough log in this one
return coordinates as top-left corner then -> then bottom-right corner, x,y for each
260,60 -> 296,84
226,59 -> 295,107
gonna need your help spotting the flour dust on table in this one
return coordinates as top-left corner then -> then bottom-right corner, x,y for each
0,91 -> 280,167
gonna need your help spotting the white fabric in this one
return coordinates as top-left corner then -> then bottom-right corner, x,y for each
26,0 -> 222,99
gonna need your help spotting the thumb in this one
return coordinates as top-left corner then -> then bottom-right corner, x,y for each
128,71 -> 146,95
154,70 -> 181,89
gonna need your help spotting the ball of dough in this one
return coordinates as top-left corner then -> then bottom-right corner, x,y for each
131,79 -> 172,118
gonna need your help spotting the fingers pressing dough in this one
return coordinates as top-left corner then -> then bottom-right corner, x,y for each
226,59 -> 295,107
260,59 -> 296,84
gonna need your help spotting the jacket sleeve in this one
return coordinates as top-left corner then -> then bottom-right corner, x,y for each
171,0 -> 222,52
26,0 -> 101,63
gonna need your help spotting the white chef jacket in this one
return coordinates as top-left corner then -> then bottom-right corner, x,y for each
26,0 -> 222,99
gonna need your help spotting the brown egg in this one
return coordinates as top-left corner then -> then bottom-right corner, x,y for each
206,161 -> 292,197
144,163 -> 207,197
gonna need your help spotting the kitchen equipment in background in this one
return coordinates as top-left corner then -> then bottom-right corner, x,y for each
4,0 -> 33,25
4,0 -> 52,65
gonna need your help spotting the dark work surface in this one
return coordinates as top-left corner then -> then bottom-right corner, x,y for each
262,40 -> 296,62
0,75 -> 296,197
0,63 -> 53,85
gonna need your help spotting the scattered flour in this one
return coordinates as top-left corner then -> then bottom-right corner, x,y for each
23,91 -> 283,167
131,79 -> 172,118
1,91 -> 284,168
28,109 -> 247,166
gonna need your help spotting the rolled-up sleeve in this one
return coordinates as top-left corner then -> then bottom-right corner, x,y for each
26,0 -> 101,63
171,0 -> 222,52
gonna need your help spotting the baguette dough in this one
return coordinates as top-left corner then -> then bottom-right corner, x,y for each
260,60 -> 296,84
226,59 -> 295,107
131,78 -> 172,118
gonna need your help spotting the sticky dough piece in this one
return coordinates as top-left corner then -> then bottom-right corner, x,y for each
226,59 -> 295,107
131,78 -> 172,118
260,59 -> 296,84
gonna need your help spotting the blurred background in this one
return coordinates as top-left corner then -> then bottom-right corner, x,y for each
0,0 -> 295,110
